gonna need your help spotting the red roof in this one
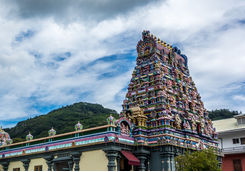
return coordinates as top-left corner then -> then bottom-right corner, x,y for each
121,150 -> 140,166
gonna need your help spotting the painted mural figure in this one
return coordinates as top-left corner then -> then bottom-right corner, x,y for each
120,122 -> 130,136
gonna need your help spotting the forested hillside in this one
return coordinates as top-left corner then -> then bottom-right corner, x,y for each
208,109 -> 241,121
5,102 -> 118,142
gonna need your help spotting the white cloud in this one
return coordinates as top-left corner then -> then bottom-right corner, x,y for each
233,95 -> 245,102
0,0 -> 245,126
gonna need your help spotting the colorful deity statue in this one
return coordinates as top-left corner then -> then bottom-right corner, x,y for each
200,119 -> 205,134
191,90 -> 197,100
169,95 -> 176,106
179,72 -> 184,81
175,114 -> 182,129
48,127 -> 56,136
120,122 -> 130,136
198,141 -> 204,149
183,120 -> 191,130
172,80 -> 177,89
26,132 -> 33,141
6,138 -> 13,145
163,67 -> 169,75
204,125 -> 209,136
163,56 -> 167,64
0,126 -> 12,146
206,121 -> 214,137
157,90 -> 163,97
198,108 -> 204,117
179,82 -> 183,92
191,117 -> 197,132
167,79 -> 172,88
107,114 -> 116,125
75,121 -> 83,131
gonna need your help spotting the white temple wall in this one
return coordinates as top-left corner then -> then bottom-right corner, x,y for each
8,161 -> 24,171
79,149 -> 109,171
28,158 -> 48,171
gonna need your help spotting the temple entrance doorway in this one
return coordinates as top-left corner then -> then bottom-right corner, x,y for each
120,158 -> 132,171
55,161 -> 69,171
119,150 -> 140,171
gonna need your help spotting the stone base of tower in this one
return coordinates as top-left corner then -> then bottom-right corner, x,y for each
149,145 -> 222,171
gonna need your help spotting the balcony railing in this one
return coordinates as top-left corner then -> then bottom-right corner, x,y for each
222,146 -> 245,154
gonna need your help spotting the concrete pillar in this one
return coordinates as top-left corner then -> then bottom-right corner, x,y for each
46,161 -> 52,171
71,152 -> 82,171
116,154 -> 121,171
52,162 -> 56,171
137,155 -> 147,171
161,153 -> 175,171
44,155 -> 54,171
160,152 -> 176,171
135,146 -> 150,171
1,161 -> 9,171
21,159 -> 30,171
146,158 -> 150,171
68,160 -> 74,171
170,154 -> 175,171
161,154 -> 168,171
106,152 -> 118,171
104,146 -> 120,171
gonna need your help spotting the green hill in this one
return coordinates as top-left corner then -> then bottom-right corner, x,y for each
208,109 -> 241,121
5,102 -> 118,143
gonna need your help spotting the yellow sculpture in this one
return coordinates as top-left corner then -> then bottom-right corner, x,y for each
129,107 -> 147,127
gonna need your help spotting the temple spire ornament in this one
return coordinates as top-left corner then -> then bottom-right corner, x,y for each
75,121 -> 83,131
26,132 -> 33,141
107,114 -> 116,125
48,127 -> 56,136
0,126 -> 12,146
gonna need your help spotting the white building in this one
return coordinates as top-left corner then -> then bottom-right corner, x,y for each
213,114 -> 245,171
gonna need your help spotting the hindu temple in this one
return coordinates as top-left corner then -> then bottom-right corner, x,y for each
0,31 -> 219,171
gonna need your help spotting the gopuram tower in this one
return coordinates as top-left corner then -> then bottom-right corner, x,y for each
121,30 -> 219,170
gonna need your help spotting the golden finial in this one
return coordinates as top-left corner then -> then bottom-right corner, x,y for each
161,40 -> 164,46
157,39 -> 161,44
163,42 -> 166,47
167,44 -> 170,49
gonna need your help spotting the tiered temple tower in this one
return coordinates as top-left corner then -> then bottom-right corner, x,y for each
121,31 -> 218,151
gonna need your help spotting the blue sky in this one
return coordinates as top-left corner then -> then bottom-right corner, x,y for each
0,0 -> 245,128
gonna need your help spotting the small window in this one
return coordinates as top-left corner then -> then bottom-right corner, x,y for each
13,168 -> 20,171
233,138 -> 240,144
237,118 -> 245,125
238,119 -> 242,125
233,159 -> 242,171
34,165 -> 43,171
240,138 -> 245,145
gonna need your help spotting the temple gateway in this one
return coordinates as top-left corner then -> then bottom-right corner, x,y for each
0,31 -> 220,171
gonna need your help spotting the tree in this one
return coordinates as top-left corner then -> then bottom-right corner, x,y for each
175,148 -> 221,171
208,109 -> 239,121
